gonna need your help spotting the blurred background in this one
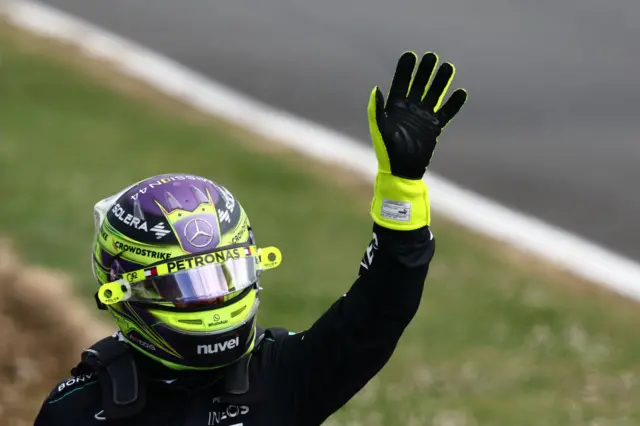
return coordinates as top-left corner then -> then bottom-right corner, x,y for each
2,0 -> 640,425
35,0 -> 640,260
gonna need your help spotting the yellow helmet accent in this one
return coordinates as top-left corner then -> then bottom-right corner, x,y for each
98,280 -> 131,305
258,246 -> 282,270
149,289 -> 258,333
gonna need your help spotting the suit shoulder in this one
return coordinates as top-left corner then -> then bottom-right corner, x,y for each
45,372 -> 100,403
252,326 -> 299,361
264,326 -> 295,341
35,372 -> 102,425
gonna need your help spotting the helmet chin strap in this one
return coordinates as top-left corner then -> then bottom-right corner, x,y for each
73,334 -> 146,420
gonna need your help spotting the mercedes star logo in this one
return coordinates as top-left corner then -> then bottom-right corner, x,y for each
184,219 -> 215,248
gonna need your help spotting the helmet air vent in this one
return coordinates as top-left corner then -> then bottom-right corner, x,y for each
190,185 -> 209,204
165,191 -> 183,211
133,199 -> 146,221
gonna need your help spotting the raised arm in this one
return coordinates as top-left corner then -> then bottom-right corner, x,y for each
272,51 -> 468,426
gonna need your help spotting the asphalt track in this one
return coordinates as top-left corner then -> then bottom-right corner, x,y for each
39,0 -> 640,260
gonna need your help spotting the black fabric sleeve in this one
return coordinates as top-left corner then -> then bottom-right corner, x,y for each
32,372 -> 105,426
276,223 -> 435,426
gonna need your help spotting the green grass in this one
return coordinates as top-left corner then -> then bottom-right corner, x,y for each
3,22 -> 640,425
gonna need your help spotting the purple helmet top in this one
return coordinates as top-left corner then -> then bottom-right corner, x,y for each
105,173 -> 243,253
128,174 -> 220,214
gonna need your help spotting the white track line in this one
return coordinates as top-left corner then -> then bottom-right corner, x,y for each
3,0 -> 640,299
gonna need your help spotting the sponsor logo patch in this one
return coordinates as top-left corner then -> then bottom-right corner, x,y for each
113,241 -> 172,260
197,336 -> 240,355
56,373 -> 96,394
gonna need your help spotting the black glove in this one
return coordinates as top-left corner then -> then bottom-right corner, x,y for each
368,51 -> 467,230
369,51 -> 468,179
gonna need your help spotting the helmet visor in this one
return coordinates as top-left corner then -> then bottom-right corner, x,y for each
97,245 -> 282,307
133,256 -> 258,303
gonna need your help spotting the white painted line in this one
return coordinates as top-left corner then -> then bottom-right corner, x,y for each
3,0 -> 639,299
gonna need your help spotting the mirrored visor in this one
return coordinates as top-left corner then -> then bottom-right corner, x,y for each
130,256 -> 258,303
96,245 -> 283,307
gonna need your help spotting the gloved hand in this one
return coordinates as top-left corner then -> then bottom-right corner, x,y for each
368,51 -> 467,230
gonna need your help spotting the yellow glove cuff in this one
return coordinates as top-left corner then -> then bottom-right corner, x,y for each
370,171 -> 431,231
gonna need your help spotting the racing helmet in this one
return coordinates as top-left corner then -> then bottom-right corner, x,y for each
91,173 -> 281,370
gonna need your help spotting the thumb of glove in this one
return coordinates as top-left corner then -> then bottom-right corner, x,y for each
374,87 -> 385,127
368,86 -> 392,174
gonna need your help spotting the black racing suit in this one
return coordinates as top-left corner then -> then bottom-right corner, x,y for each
34,224 -> 434,426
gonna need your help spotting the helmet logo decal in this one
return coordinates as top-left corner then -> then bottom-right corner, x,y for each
217,185 -> 236,213
197,335 -> 239,355
112,203 -> 149,232
154,187 -> 221,253
185,219 -> 215,248
150,222 -> 171,240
